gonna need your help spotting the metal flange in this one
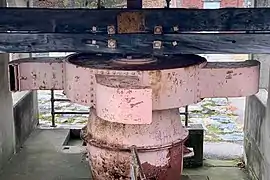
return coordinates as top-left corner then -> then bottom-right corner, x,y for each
9,53 -> 260,124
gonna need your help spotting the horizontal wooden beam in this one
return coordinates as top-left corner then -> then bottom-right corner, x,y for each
1,33 -> 270,54
0,7 -> 270,33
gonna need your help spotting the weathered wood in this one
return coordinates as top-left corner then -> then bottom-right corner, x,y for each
1,33 -> 270,54
127,0 -> 142,8
0,8 -> 270,33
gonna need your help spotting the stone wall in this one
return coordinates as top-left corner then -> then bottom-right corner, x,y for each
244,89 -> 270,180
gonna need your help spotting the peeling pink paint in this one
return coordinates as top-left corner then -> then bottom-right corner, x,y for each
95,75 -> 152,124
9,57 -> 260,109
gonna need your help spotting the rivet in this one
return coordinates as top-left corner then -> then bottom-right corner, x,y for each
154,26 -> 163,34
173,26 -> 179,32
153,41 -> 162,49
107,25 -> 115,34
172,41 -> 178,46
108,39 -> 117,49
92,40 -> 97,45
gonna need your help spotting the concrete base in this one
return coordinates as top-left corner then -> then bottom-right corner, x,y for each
0,129 -> 249,180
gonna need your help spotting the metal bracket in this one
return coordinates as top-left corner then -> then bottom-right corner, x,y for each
117,12 -> 145,34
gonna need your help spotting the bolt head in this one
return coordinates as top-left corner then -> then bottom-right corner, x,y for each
108,39 -> 117,48
154,26 -> 163,34
173,26 -> 179,32
107,25 -> 115,34
172,41 -> 178,46
153,41 -> 162,49
92,26 -> 97,32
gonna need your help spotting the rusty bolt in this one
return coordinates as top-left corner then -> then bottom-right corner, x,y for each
153,41 -> 162,49
173,26 -> 179,32
108,39 -> 117,48
107,25 -> 116,34
154,26 -> 163,34
172,41 -> 178,46
92,26 -> 97,32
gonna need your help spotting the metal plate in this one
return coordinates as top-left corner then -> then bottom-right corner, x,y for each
117,12 -> 145,34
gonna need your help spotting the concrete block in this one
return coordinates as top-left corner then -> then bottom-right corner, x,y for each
13,91 -> 38,151
244,89 -> 270,180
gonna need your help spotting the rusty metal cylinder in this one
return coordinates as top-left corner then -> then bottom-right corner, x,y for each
84,108 -> 188,180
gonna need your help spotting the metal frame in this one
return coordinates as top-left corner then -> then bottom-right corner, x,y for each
50,90 -> 88,127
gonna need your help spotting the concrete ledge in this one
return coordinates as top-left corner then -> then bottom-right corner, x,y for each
244,89 -> 269,180
13,91 -> 38,152
12,91 -> 29,106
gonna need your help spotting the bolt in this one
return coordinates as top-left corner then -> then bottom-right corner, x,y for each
153,41 -> 162,49
172,41 -> 178,46
173,26 -> 179,32
154,26 -> 163,34
92,40 -> 96,45
92,26 -> 97,32
108,39 -> 117,48
107,25 -> 115,34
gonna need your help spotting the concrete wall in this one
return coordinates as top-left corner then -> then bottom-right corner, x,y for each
0,0 -> 39,170
13,92 -> 39,151
0,54 -> 16,170
244,90 -> 269,180
250,54 -> 270,89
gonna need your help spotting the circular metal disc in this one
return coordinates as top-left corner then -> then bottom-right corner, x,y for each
66,53 -> 207,70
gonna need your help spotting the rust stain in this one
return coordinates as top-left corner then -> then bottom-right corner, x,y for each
130,101 -> 143,108
225,74 -> 232,79
20,76 -> 27,80
148,70 -> 162,100
141,144 -> 184,180
117,12 -> 145,34
125,97 -> 135,103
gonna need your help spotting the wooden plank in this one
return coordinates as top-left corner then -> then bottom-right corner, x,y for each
0,8 -> 270,33
0,33 -> 270,54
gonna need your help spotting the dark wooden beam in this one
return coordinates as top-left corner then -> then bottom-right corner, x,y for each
0,8 -> 270,33
127,0 -> 142,8
1,33 -> 270,54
